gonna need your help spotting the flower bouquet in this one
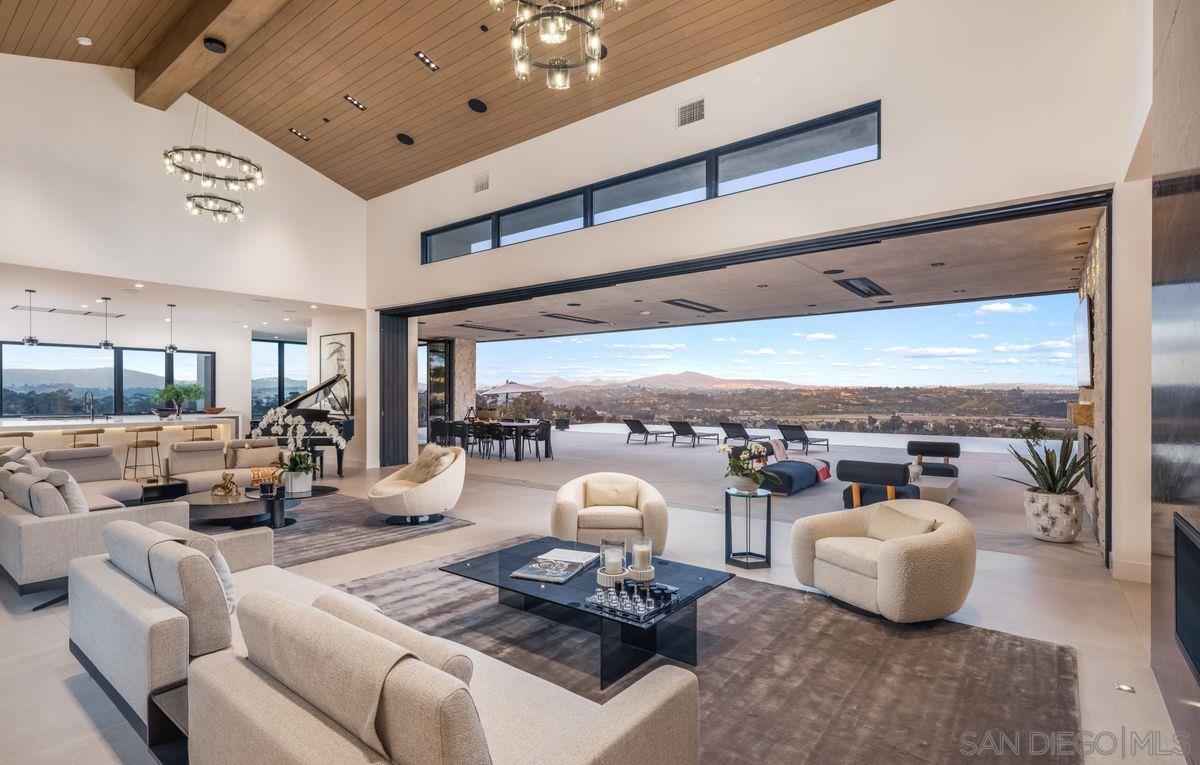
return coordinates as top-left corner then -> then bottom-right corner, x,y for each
250,407 -> 347,493
717,441 -> 779,493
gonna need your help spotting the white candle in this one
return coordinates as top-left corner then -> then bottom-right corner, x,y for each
604,547 -> 624,574
632,541 -> 651,571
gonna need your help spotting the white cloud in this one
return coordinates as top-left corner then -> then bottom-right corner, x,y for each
857,360 -> 884,368
830,362 -> 851,368
989,357 -> 1021,365
712,337 -> 739,343
1050,351 -> 1074,359
884,345 -> 981,358
607,343 -> 686,350
569,337 -> 593,344
975,302 -> 1036,315
993,343 -> 1032,352
728,359 -> 751,365
796,332 -> 837,342
1035,340 -> 1072,349
786,349 -> 805,356
911,365 -> 944,371
970,333 -> 990,340
636,353 -> 671,360
739,348 -> 777,356
995,339 -> 1074,353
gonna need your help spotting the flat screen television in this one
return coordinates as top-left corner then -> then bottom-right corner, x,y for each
1076,295 -> 1093,388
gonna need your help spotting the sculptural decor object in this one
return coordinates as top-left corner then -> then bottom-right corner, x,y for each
210,472 -> 241,498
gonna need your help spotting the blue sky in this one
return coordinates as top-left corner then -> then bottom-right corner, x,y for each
476,294 -> 1080,388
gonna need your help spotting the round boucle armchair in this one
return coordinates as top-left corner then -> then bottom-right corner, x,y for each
551,472 -> 668,554
368,446 -> 465,525
790,499 -> 975,623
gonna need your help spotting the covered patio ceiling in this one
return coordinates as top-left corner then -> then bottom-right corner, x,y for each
416,203 -> 1104,342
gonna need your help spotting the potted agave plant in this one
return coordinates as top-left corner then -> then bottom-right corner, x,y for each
717,442 -> 779,493
250,406 -> 346,495
1004,437 -> 1092,543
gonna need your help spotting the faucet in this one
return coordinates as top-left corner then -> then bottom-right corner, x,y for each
83,391 -> 96,422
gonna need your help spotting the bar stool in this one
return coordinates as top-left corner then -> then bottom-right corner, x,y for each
123,425 -> 164,481
63,427 -> 105,449
0,431 -> 35,450
184,424 -> 218,442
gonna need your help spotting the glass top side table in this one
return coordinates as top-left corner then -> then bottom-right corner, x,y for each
724,487 -> 772,569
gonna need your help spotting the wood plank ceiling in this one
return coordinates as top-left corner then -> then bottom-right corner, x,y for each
0,0 -> 890,199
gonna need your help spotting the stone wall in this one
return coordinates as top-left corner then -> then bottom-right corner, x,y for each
1078,214 -> 1109,553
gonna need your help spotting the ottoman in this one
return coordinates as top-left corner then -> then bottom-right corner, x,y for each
763,460 -> 821,496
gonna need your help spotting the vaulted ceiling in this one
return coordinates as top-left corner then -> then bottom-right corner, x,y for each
0,0 -> 891,198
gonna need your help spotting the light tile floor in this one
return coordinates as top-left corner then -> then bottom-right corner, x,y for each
0,438 -> 1182,763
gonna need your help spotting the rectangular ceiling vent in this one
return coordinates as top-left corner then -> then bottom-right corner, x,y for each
11,305 -> 125,318
834,277 -> 891,298
542,313 -> 606,325
474,172 -> 490,193
677,97 -> 705,128
455,322 -> 515,333
662,298 -> 725,314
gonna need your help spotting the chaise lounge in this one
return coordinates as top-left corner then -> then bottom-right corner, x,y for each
668,420 -> 720,448
623,418 -> 673,444
778,424 -> 830,454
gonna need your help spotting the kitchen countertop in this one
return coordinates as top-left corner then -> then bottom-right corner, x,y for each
0,413 -> 240,432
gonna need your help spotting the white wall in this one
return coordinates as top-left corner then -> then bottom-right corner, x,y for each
0,306 -> 251,426
307,310 -> 368,466
365,0 -> 1125,310
0,53 -> 367,308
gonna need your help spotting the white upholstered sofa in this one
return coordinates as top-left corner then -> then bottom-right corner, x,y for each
552,472 -> 668,554
164,438 -> 285,492
34,446 -> 144,508
790,499 -> 976,623
368,445 -> 465,525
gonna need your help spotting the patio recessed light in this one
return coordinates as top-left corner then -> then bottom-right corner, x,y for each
930,262 -> 945,267
822,269 -> 844,275
310,304 -> 318,308
468,98 -> 488,113
878,299 -> 895,304
807,304 -> 817,307
567,302 -> 582,307
396,133 -> 415,145
639,310 -> 651,315
415,51 -> 439,71
134,283 -> 144,288
289,127 -> 311,142
203,37 -> 227,54
657,321 -> 669,324
76,36 -> 93,46
343,94 -> 367,111
283,317 -> 291,321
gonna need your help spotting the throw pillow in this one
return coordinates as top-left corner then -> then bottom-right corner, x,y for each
407,444 -> 451,483
868,504 -> 936,541
585,477 -> 639,508
1,446 -> 27,463
3,461 -> 32,474
148,522 -> 237,613
234,447 -> 279,469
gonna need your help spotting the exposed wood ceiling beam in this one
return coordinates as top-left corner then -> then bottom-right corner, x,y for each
134,0 -> 289,111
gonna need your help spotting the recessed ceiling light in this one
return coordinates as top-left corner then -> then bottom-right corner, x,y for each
81,303 -> 89,308
134,283 -> 144,288
395,133 -> 415,146
288,127 -> 311,142
822,269 -> 844,275
930,262 -> 945,267
638,310 -> 651,315
757,284 -> 769,288
283,317 -> 291,321
203,37 -> 227,54
261,321 -> 268,325
878,299 -> 895,304
241,324 -> 248,329
273,335 -> 279,339
343,94 -> 367,111
76,36 -> 92,46
415,51 -> 439,71
164,317 -> 171,322
807,304 -> 817,307
657,321 -> 669,324
632,299 -> 643,303
567,302 -> 582,307
468,98 -> 488,113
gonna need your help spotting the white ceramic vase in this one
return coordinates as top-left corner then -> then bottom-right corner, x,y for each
283,470 -> 313,495
1023,488 -> 1083,543
908,460 -> 923,481
730,475 -> 758,493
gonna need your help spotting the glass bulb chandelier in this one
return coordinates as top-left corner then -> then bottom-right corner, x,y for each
21,289 -> 38,347
162,94 -> 262,222
98,297 -> 113,350
491,0 -> 626,90
165,304 -> 178,354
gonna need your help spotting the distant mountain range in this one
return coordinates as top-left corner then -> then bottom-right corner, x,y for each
251,376 -> 309,393
3,367 -> 162,390
523,371 -> 1074,392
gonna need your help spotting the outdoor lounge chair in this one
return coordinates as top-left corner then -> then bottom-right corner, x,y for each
720,422 -> 771,446
837,460 -> 919,508
779,424 -> 830,454
907,440 -> 961,478
668,420 -> 721,448
624,418 -> 672,444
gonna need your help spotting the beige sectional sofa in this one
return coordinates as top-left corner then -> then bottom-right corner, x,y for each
70,521 -> 700,763
34,446 -> 144,508
164,437 -> 285,492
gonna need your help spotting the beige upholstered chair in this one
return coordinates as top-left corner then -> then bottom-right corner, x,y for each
552,472 -> 668,554
368,446 -> 465,525
790,499 -> 976,623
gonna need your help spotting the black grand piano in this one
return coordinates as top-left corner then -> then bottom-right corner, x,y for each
276,373 -> 355,477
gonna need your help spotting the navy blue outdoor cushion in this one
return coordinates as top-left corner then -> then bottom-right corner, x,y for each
762,460 -> 819,496
842,483 -> 920,508
918,462 -> 959,478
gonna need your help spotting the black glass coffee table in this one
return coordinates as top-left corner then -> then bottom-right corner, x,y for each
441,536 -> 732,688
186,485 -> 338,529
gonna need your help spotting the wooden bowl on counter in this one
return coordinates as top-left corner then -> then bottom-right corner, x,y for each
202,407 -> 226,415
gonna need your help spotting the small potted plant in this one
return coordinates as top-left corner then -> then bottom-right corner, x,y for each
554,410 -> 571,431
150,383 -> 206,419
274,450 -> 316,495
717,442 -> 779,493
1004,437 -> 1092,543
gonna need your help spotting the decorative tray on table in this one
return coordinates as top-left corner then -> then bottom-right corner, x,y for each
584,580 -> 680,624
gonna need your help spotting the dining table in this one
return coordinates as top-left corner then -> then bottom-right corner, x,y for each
446,420 -> 545,461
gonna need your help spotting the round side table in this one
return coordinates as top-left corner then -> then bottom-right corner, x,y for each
724,487 -> 772,569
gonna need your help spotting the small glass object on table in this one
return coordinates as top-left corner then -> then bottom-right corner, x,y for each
724,487 -> 773,569
597,537 -> 627,587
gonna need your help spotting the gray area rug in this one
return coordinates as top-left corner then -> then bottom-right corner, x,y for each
342,538 -> 1081,764
198,494 -> 473,568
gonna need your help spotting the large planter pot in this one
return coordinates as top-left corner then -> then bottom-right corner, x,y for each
729,475 -> 759,493
1023,488 -> 1083,543
282,470 -> 313,495
555,418 -> 570,431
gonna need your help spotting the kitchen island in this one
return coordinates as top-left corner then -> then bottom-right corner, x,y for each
0,413 -> 242,453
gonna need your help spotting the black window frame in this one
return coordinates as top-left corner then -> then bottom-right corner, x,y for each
420,101 -> 881,264
251,339 -> 308,420
0,341 -> 216,416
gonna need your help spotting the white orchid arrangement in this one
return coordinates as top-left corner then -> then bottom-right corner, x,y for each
250,407 -> 347,475
716,442 -> 779,487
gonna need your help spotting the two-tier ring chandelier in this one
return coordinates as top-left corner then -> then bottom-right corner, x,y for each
162,81 -> 263,222
489,0 -> 628,90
